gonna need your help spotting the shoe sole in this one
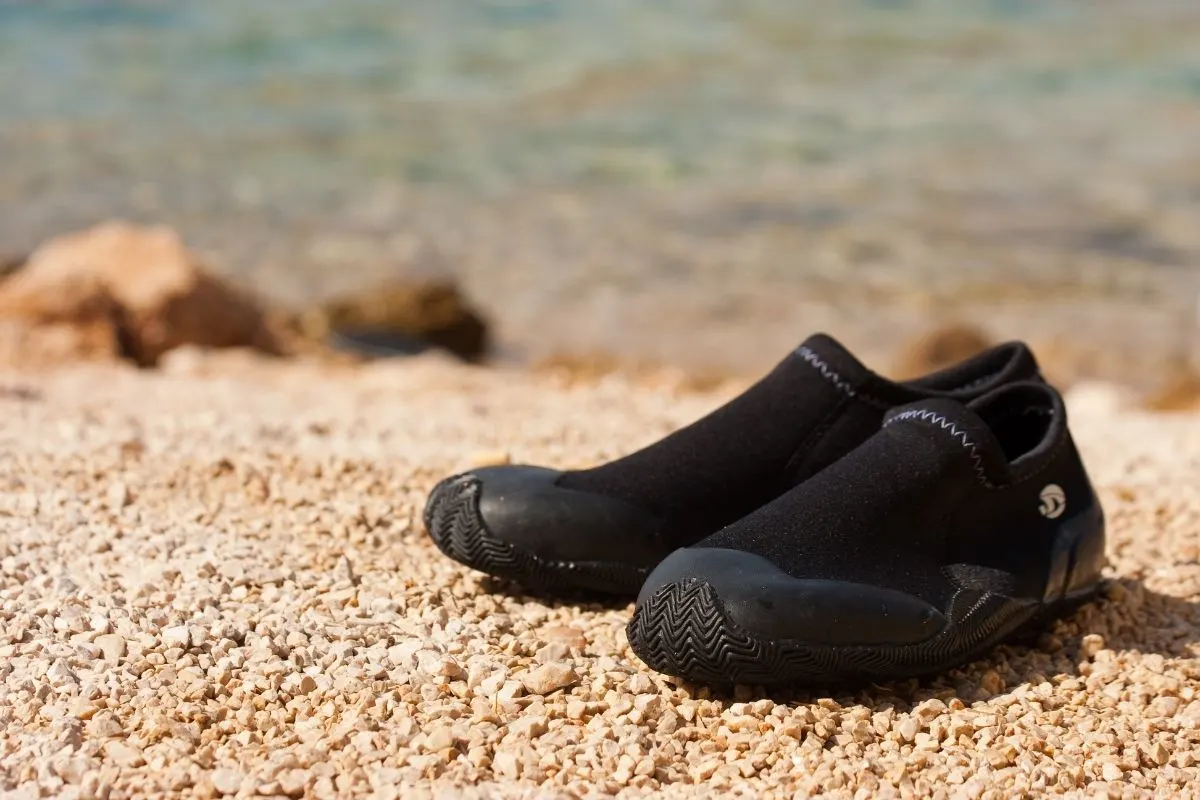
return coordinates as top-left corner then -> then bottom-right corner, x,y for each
628,498 -> 1106,687
423,473 -> 649,596
627,577 -> 1099,687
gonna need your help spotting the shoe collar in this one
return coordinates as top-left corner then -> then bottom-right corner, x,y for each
882,381 -> 1065,488
795,333 -> 1041,411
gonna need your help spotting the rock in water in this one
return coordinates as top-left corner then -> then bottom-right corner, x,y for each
313,278 -> 490,362
0,221 -> 282,366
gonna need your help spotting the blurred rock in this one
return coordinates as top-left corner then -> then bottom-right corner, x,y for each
1144,368 -> 1200,412
1026,335 -> 1173,394
0,251 -> 25,278
892,323 -> 995,380
158,344 -> 286,378
0,221 -> 283,367
304,278 -> 490,362
1064,380 -> 1137,418
532,350 -> 738,394
0,275 -> 124,367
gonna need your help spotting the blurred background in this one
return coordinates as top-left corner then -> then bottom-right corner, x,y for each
2,0 -> 1198,390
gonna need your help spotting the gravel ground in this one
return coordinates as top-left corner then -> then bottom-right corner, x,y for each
1,353 -> 1198,800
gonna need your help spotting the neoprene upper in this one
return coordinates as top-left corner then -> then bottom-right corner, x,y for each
692,381 -> 1101,611
556,333 -> 1044,550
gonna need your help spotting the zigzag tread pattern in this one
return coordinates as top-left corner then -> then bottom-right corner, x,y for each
422,474 -> 647,595
627,578 -> 1058,687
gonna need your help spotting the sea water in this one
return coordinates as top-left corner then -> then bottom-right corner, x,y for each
2,0 -> 1198,379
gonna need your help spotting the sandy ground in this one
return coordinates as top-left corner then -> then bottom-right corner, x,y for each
1,353 -> 1199,800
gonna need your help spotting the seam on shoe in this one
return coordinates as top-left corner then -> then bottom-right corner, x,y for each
794,346 -> 856,397
884,409 -> 995,489
782,393 -> 853,479
793,347 -> 898,410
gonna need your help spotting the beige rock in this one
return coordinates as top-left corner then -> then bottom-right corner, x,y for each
274,767 -> 307,796
689,759 -> 721,782
1141,741 -> 1171,767
0,274 -> 123,366
476,670 -> 507,696
0,221 -> 282,367
626,673 -> 653,694
978,669 -> 1005,695
497,679 -> 525,703
492,750 -> 521,780
1081,633 -> 1106,658
54,755 -> 94,785
540,626 -> 587,651
535,642 -> 571,664
507,715 -> 549,739
424,725 -> 456,753
107,481 -> 130,511
162,625 -> 192,649
1150,696 -> 1180,718
520,662 -> 578,695
414,649 -> 464,679
104,741 -> 145,767
210,768 -> 244,795
277,769 -> 308,797
467,450 -> 511,468
47,659 -> 78,686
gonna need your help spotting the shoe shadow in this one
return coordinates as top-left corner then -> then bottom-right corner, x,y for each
677,577 -> 1200,710
478,576 -> 635,612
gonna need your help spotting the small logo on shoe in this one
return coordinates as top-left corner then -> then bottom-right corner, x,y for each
1039,484 -> 1066,519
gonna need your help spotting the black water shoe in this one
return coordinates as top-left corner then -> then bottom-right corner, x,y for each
627,381 -> 1105,686
423,333 -> 1042,596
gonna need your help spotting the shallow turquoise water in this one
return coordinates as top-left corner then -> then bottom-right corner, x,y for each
1,0 -> 1198,377
4,0 -> 1197,191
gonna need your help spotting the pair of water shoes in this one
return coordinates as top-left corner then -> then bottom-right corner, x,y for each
424,333 -> 1106,687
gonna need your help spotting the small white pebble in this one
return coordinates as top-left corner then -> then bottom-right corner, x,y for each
162,625 -> 191,649
210,768 -> 244,795
521,662 -> 578,695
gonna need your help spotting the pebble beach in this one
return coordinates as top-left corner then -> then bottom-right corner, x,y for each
1,353 -> 1198,799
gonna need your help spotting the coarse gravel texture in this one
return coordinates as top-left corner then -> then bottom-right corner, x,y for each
0,353 -> 1198,800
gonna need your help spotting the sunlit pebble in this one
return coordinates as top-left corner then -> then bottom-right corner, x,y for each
1,355 -> 1198,797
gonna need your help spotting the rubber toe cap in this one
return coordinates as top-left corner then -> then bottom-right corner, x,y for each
466,465 -> 669,567
639,547 -> 946,646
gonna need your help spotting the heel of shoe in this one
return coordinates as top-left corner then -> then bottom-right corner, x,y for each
1042,498 -> 1106,604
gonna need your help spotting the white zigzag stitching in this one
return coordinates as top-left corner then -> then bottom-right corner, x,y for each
794,346 -> 855,396
884,408 -> 994,488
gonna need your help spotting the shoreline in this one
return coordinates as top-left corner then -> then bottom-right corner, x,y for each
5,200 -> 1194,398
